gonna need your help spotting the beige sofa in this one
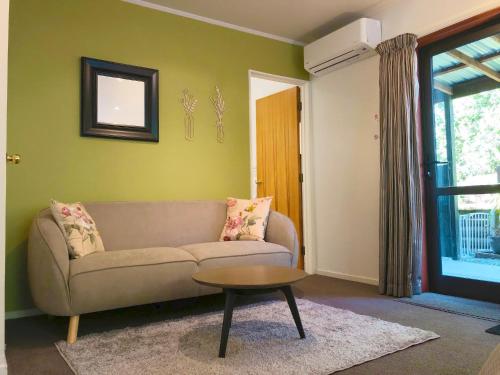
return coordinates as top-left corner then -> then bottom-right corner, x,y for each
28,200 -> 298,343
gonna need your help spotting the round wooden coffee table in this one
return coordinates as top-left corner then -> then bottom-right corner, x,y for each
192,265 -> 308,358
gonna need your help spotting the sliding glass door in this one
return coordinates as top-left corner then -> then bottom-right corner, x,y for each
420,20 -> 500,303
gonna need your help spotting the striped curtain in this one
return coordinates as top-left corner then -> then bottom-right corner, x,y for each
376,34 -> 423,297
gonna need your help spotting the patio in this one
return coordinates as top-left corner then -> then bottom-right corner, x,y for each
442,256 -> 500,283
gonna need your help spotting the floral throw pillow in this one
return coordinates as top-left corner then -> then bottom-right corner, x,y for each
220,197 -> 273,242
50,200 -> 105,258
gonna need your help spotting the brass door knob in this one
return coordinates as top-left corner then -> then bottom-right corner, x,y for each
6,154 -> 21,164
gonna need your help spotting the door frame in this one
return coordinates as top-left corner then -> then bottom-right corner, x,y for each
419,19 -> 500,303
0,0 -> 9,372
248,70 -> 315,274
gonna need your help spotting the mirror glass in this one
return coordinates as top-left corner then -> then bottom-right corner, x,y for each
97,75 -> 145,127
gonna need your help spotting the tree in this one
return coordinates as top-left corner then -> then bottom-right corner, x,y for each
452,88 -> 499,185
434,88 -> 500,186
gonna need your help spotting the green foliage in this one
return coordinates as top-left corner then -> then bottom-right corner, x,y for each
452,89 -> 500,184
435,88 -> 500,185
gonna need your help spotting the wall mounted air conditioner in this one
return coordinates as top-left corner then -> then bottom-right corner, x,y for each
304,18 -> 381,76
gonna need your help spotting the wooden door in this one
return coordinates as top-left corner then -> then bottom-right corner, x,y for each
256,86 -> 303,269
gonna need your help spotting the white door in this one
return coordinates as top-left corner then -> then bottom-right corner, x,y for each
0,0 -> 9,373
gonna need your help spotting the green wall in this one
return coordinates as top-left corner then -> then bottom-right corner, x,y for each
6,0 -> 307,312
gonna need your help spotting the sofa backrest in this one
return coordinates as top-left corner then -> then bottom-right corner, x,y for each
41,200 -> 228,251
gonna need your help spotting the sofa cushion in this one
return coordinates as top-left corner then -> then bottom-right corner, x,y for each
69,247 -> 199,314
180,241 -> 293,269
181,241 -> 293,296
84,201 -> 227,251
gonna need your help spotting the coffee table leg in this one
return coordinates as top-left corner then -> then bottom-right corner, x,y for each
280,285 -> 305,339
219,289 -> 236,358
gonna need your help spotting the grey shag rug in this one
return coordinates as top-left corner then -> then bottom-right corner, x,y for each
56,299 -> 439,375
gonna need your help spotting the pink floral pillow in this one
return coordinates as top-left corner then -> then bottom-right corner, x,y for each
50,200 -> 105,258
220,197 -> 273,241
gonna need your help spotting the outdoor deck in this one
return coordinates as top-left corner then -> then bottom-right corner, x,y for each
442,256 -> 500,283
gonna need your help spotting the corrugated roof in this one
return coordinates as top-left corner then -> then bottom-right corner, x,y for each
432,34 -> 500,87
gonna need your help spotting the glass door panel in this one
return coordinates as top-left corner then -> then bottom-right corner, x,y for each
437,194 -> 500,283
432,85 -> 500,188
420,20 -> 500,302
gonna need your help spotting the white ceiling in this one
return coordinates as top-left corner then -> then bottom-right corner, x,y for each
129,0 -> 384,44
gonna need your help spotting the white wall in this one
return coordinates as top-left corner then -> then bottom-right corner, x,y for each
0,0 -> 8,372
311,0 -> 499,285
312,57 -> 380,285
251,77 -> 295,102
249,77 -> 294,198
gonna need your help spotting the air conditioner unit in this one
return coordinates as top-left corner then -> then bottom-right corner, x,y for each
304,18 -> 381,76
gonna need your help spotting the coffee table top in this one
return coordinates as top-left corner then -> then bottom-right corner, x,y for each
192,265 -> 307,289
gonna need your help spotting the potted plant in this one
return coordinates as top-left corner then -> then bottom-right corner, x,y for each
490,226 -> 500,255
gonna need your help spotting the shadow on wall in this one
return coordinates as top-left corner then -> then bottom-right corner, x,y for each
6,240 -> 33,312
300,12 -> 365,43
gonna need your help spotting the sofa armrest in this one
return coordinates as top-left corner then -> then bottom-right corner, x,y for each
265,211 -> 299,267
27,210 -> 73,316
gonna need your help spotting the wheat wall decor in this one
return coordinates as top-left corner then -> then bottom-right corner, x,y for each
180,89 -> 198,141
210,85 -> 225,143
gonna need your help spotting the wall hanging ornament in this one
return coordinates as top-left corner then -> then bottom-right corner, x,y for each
180,89 -> 198,141
210,85 -> 225,143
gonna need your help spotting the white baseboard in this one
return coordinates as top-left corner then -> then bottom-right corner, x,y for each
316,269 -> 379,286
0,351 -> 6,375
5,308 -> 42,320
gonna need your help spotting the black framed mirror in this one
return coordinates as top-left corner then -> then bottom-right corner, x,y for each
81,57 -> 159,142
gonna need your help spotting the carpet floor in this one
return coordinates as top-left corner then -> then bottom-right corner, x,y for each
6,275 -> 500,374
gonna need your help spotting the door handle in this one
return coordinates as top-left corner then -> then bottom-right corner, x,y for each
423,160 -> 448,177
424,160 -> 448,165
6,154 -> 21,164
255,180 -> 263,185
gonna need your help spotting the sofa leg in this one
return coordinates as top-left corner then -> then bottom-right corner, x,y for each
67,315 -> 80,344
